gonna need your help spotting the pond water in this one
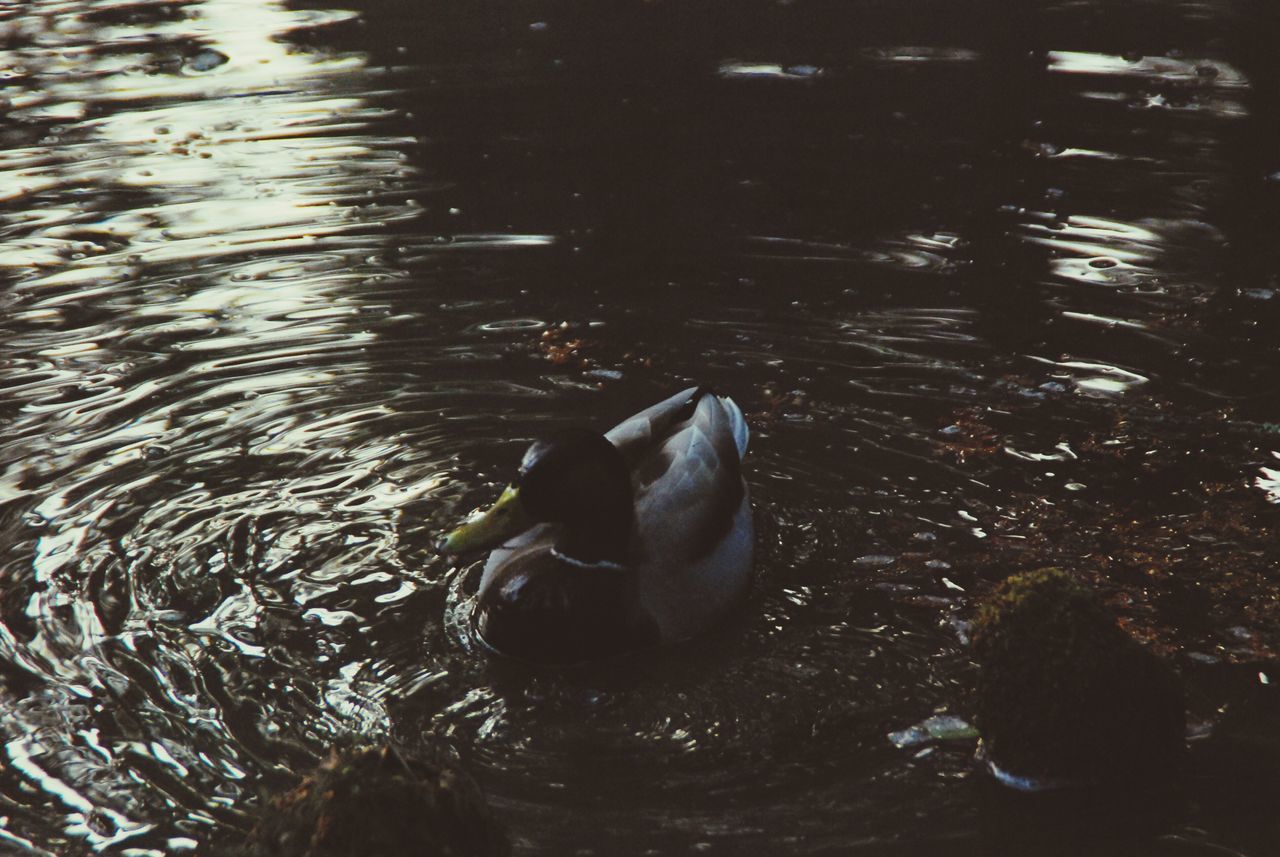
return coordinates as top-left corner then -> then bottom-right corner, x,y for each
1,0 -> 1278,854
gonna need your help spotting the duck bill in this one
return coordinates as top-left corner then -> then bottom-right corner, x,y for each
438,485 -> 529,555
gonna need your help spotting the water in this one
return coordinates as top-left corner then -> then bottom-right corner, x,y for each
1,0 -> 1278,854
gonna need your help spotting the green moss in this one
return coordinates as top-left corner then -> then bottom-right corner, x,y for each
972,568 -> 1184,784
233,744 -> 509,857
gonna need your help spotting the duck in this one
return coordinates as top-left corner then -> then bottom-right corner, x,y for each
438,386 -> 753,664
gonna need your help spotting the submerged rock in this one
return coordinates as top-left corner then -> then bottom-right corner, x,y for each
231,744 -> 509,857
1191,662 -> 1280,809
971,568 -> 1185,790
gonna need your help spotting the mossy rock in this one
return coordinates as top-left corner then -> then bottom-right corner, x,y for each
234,744 -> 509,857
972,568 -> 1185,786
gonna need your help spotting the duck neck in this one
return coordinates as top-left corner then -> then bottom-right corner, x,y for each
555,492 -> 632,568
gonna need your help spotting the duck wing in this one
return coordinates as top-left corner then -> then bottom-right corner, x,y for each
622,389 -> 748,565
605,386 -> 748,464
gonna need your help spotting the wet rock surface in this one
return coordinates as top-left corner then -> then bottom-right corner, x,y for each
222,745 -> 509,857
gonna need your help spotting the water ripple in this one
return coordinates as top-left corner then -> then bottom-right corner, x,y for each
0,1 -> 1277,855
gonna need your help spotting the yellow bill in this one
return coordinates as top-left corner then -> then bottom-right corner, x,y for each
437,485 -> 530,555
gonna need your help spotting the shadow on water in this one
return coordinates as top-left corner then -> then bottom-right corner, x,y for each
0,0 -> 1278,854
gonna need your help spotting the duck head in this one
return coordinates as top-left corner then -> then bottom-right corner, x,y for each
439,429 -> 633,566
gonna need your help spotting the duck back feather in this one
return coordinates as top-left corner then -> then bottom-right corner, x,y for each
606,387 -> 753,642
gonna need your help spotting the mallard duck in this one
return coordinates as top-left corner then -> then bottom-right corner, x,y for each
439,386 -> 753,663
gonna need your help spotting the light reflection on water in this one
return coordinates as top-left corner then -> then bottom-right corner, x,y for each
0,0 -> 1278,855
1,0 -> 432,852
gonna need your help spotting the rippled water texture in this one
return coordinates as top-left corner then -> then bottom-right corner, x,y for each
1,1 -> 1279,854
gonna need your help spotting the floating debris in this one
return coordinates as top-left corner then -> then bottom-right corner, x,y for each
187,48 -> 230,73
888,714 -> 980,749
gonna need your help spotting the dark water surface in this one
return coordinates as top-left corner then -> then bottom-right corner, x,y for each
2,0 -> 1279,854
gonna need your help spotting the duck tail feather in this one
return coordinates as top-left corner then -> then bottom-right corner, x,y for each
717,395 -> 749,458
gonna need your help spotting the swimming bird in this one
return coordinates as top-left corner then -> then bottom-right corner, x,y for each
439,386 -> 753,663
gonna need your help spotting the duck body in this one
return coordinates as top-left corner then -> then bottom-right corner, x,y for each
441,386 -> 753,663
